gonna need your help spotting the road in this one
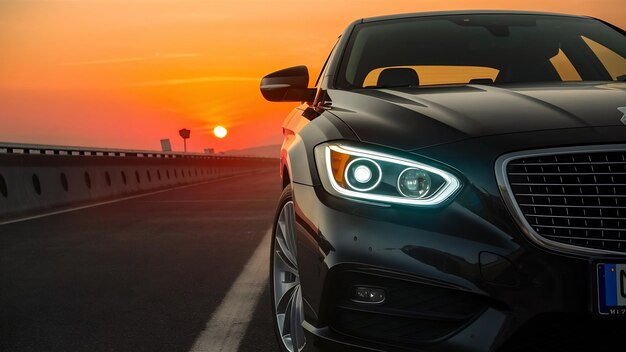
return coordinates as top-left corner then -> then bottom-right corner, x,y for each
0,169 -> 281,352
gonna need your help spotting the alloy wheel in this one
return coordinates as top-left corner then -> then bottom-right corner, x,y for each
272,200 -> 306,352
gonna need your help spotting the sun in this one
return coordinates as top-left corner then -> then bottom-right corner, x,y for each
213,125 -> 228,139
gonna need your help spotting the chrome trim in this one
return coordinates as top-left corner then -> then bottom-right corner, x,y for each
495,144 -> 626,257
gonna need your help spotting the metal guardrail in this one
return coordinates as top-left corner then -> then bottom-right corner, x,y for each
0,142 -> 277,221
0,142 -> 272,160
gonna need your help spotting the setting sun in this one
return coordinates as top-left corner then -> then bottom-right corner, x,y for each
0,0 -> 623,153
213,126 -> 228,139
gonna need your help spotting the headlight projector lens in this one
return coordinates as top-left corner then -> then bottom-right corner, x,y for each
345,158 -> 382,191
398,168 -> 431,198
353,165 -> 372,183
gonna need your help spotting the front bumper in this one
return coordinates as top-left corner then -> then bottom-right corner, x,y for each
292,180 -> 622,351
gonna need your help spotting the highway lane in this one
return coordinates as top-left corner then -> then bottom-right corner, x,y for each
0,169 -> 281,352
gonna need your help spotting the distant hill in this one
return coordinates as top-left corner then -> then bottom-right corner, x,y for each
221,144 -> 280,158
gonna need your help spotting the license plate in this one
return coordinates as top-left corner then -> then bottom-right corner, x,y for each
596,263 -> 626,316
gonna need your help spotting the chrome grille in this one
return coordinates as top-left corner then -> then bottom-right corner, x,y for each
501,147 -> 626,254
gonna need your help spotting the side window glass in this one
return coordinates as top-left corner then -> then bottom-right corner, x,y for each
581,36 -> 626,80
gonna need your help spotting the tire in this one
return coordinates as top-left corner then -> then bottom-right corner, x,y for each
270,185 -> 306,352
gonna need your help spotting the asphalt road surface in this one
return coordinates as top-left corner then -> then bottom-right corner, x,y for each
1,169 -> 282,352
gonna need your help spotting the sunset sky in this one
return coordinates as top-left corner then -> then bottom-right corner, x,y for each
1,0 -> 624,153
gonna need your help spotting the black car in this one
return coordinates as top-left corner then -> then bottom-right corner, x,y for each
260,11 -> 626,352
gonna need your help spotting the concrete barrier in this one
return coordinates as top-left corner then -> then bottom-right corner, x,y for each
0,143 -> 277,221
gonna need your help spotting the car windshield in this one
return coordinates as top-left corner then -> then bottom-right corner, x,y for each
336,14 -> 626,89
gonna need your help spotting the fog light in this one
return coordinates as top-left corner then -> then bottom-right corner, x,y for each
352,286 -> 386,304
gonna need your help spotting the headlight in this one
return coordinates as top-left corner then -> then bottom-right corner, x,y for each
315,143 -> 461,206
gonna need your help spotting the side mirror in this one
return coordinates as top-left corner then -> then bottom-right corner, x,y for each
260,65 -> 316,103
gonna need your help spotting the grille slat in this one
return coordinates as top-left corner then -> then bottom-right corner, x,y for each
510,172 -> 626,175
511,161 -> 626,166
516,193 -> 626,198
519,203 -> 626,209
533,224 -> 624,232
527,214 -> 626,221
512,183 -> 626,186
543,235 -> 624,242
506,149 -> 626,253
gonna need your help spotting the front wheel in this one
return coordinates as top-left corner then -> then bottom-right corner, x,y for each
270,185 -> 306,352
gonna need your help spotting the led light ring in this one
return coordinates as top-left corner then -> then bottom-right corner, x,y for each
324,145 -> 461,206
344,157 -> 382,192
396,167 -> 432,199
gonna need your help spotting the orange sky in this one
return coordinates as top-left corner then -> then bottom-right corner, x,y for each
0,0 -> 623,152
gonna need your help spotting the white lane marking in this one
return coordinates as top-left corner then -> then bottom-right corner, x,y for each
0,173 -> 263,226
189,229 -> 271,352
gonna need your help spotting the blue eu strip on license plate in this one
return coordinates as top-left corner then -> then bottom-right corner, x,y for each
597,263 -> 626,315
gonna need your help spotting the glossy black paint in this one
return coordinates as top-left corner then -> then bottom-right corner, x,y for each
264,10 -> 626,352
260,65 -> 316,103
326,83 -> 626,151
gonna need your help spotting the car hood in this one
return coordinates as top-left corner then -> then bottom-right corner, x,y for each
326,82 -> 626,151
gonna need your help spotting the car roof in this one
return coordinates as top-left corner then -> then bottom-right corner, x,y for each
360,10 -> 590,23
